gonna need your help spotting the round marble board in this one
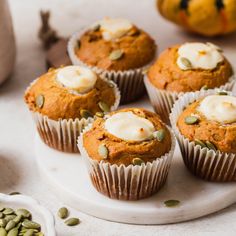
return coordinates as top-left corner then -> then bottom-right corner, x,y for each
35,98 -> 236,225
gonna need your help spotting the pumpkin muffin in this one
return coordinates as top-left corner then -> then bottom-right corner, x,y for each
145,42 -> 235,123
78,108 -> 175,200
170,89 -> 236,181
25,65 -> 120,153
68,18 -> 157,104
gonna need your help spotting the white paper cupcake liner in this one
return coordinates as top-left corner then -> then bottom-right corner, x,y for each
169,89 -> 236,182
78,124 -> 176,200
68,30 -> 157,104
26,75 -> 120,153
144,75 -> 235,124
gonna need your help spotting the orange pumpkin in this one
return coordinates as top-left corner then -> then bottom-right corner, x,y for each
157,0 -> 236,37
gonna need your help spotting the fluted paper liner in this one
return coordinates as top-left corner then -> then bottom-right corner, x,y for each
145,75 -> 235,124
26,75 -> 120,153
68,30 -> 157,104
170,89 -> 236,182
78,125 -> 176,200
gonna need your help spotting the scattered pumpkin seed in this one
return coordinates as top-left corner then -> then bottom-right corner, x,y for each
0,219 -> 7,227
201,85 -> 208,90
13,215 -> 22,224
180,57 -> 192,69
164,199 -> 180,207
3,208 -> 14,215
23,229 -> 35,236
98,144 -> 109,159
5,220 -> 16,231
0,207 -> 5,212
36,95 -> 44,109
205,141 -> 217,151
194,139 -> 206,148
153,129 -> 165,142
58,207 -> 69,219
95,112 -> 104,118
16,209 -> 31,219
65,217 -> 80,226
0,212 -> 3,218
98,101 -> 110,112
4,215 -> 16,223
80,109 -> 93,119
184,116 -> 199,125
7,227 -> 18,236
77,40 -> 81,49
22,220 -> 41,230
109,49 -> 124,61
9,192 -> 21,196
92,24 -> 100,32
0,228 -> 7,236
217,91 -> 228,95
132,157 -> 144,166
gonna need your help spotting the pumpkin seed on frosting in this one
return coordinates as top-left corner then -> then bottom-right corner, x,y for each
36,95 -> 44,109
132,157 -> 144,166
98,144 -> 109,159
184,116 -> 199,125
153,129 -> 165,142
109,49 -> 124,61
98,101 -> 110,112
179,57 -> 192,69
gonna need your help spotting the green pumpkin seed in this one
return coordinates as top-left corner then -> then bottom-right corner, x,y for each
180,57 -> 192,69
57,207 -> 68,219
164,199 -> 180,207
201,85 -> 208,90
184,116 -> 199,125
153,129 -> 165,142
65,217 -> 80,226
95,112 -> 104,118
92,24 -> 100,32
4,215 -> 16,223
194,139 -> 206,148
98,144 -> 108,159
36,95 -> 44,109
80,109 -> 93,119
23,229 -> 35,236
217,91 -> 228,95
7,227 -> 18,236
0,219 -> 7,227
13,215 -> 22,224
22,220 -> 41,230
16,209 -> 31,219
0,228 -> 7,236
132,157 -> 144,166
5,220 -> 16,231
0,207 -> 5,212
77,40 -> 81,49
107,81 -> 115,88
206,141 -> 217,151
3,208 -> 14,215
109,50 -> 124,61
9,192 -> 21,196
98,101 -> 110,112
0,212 -> 3,218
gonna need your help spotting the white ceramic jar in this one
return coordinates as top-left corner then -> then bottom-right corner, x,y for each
0,0 -> 16,85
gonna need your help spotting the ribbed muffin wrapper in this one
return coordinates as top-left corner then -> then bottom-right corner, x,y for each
144,75 -> 236,124
26,75 -> 121,153
67,30 -> 157,104
169,89 -> 236,182
78,125 -> 176,200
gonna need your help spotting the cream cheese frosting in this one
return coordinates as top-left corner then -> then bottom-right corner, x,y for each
104,111 -> 155,141
198,95 -> 236,124
177,42 -> 224,70
98,18 -> 133,41
57,66 -> 97,94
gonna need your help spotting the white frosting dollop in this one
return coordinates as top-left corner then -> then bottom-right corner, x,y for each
198,95 -> 236,124
57,66 -> 97,94
177,42 -> 224,70
98,18 -> 133,41
104,111 -> 155,141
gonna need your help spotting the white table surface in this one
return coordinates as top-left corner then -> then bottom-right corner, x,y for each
1,0 -> 236,235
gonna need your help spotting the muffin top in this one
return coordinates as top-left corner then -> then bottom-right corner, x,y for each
83,108 -> 172,166
24,65 -> 117,121
74,18 -> 156,71
177,93 -> 236,153
148,42 -> 233,92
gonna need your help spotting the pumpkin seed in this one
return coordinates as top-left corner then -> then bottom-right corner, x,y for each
194,139 -> 206,148
77,40 -> 81,49
7,227 -> 18,236
13,215 -> 22,224
164,199 -> 180,207
153,129 -> 165,142
205,141 -> 217,151
0,212 -> 3,218
5,220 -> 16,231
217,91 -> 228,95
107,81 -> 115,88
206,42 -> 223,52
180,57 -> 192,69
95,112 -> 104,118
98,144 -> 108,159
57,207 -> 68,219
9,192 -> 21,196
132,157 -> 144,166
98,101 -> 110,112
64,217 -> 80,226
184,116 -> 199,125
36,95 -> 44,108
92,24 -> 100,32
0,219 -> 7,227
3,208 -> 14,215
0,228 -> 7,236
0,207 -> 4,212
4,215 -> 16,223
109,50 -> 124,61
22,220 -> 41,230
201,85 -> 208,90
16,209 -> 31,219
80,109 -> 93,119
23,229 -> 35,236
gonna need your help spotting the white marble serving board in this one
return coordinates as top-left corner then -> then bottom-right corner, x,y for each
35,128 -> 236,225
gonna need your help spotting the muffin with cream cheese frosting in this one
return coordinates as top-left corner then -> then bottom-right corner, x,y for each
145,42 -> 235,123
68,17 -> 157,104
78,108 -> 175,200
170,89 -> 236,181
24,65 -> 120,153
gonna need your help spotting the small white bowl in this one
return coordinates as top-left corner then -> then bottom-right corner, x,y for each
0,193 -> 56,236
